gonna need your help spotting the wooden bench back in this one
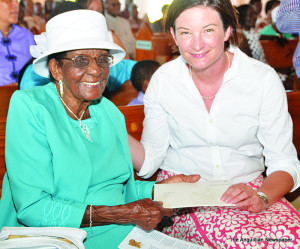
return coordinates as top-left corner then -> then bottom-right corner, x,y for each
287,91 -> 300,155
260,39 -> 298,69
135,22 -> 174,64
260,39 -> 299,90
0,84 -> 18,117
118,104 -> 144,140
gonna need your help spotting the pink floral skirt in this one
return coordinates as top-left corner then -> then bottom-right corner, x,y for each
157,170 -> 300,249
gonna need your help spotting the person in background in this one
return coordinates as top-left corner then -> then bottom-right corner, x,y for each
44,0 -> 56,20
276,0 -> 300,85
265,0 -> 280,26
250,0 -> 264,32
17,0 -> 28,29
128,60 -> 160,106
119,0 -> 132,19
150,4 -> 169,32
128,3 -> 144,36
128,0 -> 300,247
0,0 -> 35,86
19,0 -> 137,92
237,4 -> 266,62
23,0 -> 39,34
237,3 -> 292,88
104,0 -> 136,59
260,3 -> 293,39
0,9 -> 200,249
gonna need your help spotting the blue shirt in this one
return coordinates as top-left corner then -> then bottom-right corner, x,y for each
276,0 -> 300,77
0,25 -> 35,86
128,91 -> 144,106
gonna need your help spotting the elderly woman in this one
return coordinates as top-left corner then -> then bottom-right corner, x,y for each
0,10 -> 199,248
130,0 -> 300,248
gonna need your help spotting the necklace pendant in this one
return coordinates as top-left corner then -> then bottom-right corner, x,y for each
80,121 -> 92,142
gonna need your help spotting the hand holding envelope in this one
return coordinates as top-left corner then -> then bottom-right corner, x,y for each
154,180 -> 235,209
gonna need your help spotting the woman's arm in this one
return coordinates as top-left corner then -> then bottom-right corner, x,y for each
81,199 -> 172,231
221,171 -> 293,213
222,69 -> 300,213
81,174 -> 200,230
128,134 -> 145,172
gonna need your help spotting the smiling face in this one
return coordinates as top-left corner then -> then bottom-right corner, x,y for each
0,0 -> 19,27
50,49 -> 110,105
170,6 -> 231,72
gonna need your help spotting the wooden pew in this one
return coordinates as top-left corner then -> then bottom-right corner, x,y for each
135,22 -> 174,64
0,83 -> 18,117
106,80 -> 138,106
260,38 -> 299,90
118,104 -> 144,140
285,91 -> 300,202
287,91 -> 300,155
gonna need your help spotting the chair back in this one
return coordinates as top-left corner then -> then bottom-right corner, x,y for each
260,39 -> 298,68
135,22 -> 174,64
0,117 -> 7,197
0,84 -> 18,117
287,91 -> 300,155
260,39 -> 299,90
106,80 -> 138,106
118,104 -> 144,140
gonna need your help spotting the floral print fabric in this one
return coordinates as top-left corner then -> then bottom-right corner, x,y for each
157,171 -> 300,249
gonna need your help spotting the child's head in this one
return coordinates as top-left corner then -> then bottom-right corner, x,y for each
131,60 -> 160,93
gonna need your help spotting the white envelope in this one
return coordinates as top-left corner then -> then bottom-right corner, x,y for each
154,180 -> 235,208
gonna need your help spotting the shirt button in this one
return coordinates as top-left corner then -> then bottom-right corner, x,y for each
216,164 -> 220,168
210,142 -> 214,145
209,119 -> 213,124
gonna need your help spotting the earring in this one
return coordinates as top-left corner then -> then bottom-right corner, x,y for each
59,80 -> 64,97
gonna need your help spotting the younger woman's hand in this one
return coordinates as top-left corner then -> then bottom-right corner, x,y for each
221,183 -> 266,213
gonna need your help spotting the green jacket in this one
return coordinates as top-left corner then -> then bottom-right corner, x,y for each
0,83 -> 155,248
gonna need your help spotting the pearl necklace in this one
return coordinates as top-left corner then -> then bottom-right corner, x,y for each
59,96 -> 92,142
189,51 -> 231,100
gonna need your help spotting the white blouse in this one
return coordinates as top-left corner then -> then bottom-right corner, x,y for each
138,46 -> 300,192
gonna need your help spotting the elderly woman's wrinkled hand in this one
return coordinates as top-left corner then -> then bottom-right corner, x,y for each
125,198 -> 173,230
220,183 -> 265,213
156,174 -> 201,184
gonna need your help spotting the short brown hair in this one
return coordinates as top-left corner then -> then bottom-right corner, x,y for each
164,0 -> 238,49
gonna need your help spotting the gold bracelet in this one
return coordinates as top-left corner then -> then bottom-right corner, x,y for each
90,205 -> 93,236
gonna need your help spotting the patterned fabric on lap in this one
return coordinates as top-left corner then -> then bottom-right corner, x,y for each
157,171 -> 300,249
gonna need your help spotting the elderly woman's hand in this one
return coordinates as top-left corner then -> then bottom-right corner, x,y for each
221,183 -> 266,213
156,174 -> 201,184
122,198 -> 173,230
89,199 -> 173,231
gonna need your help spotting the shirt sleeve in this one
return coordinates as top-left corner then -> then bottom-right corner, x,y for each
5,91 -> 86,228
257,68 -> 300,192
138,71 -> 171,179
276,0 -> 300,33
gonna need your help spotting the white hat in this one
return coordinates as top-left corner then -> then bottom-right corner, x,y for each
30,10 -> 126,78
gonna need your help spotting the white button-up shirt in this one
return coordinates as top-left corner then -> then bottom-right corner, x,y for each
138,46 -> 300,191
